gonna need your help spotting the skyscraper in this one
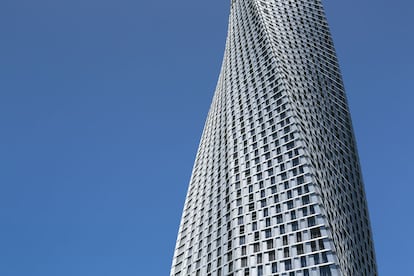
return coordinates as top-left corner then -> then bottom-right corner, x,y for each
171,0 -> 377,275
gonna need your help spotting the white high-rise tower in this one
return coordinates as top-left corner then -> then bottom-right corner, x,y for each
171,1 -> 377,275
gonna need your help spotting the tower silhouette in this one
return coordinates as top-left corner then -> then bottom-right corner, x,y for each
171,1 -> 377,275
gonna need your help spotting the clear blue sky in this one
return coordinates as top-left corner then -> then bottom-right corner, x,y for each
0,0 -> 412,275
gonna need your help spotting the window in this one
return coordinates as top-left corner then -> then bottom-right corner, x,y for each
310,205 -> 315,214
320,265 -> 332,276
307,216 -> 316,227
265,229 -> 272,238
257,254 -> 262,264
311,227 -> 321,238
266,239 -> 274,249
282,235 -> 288,246
271,262 -> 278,273
276,214 -> 283,223
284,259 -> 292,270
311,241 -> 317,252
249,185 -> 253,193
302,195 -> 310,204
241,257 -> 248,267
251,212 -> 257,221
268,250 -> 276,261
302,207 -> 308,216
297,243 -> 304,255
292,157 -> 299,166
296,232 -> 302,242
284,247 -> 290,258
237,225 -> 244,235
287,200 -> 294,209
253,242 -> 260,253
276,204 -> 281,213
322,252 -> 328,262
257,265 -> 263,276
240,236 -> 246,245
319,239 -> 325,250
301,256 -> 307,267
314,253 -> 320,265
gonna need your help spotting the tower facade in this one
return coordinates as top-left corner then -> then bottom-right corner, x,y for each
171,0 -> 377,275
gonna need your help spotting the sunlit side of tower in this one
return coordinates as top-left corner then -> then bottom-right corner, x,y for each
171,0 -> 377,275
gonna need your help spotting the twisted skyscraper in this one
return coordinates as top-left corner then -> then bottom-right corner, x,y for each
171,0 -> 377,275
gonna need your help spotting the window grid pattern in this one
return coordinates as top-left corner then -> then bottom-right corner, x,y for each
171,1 -> 377,276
